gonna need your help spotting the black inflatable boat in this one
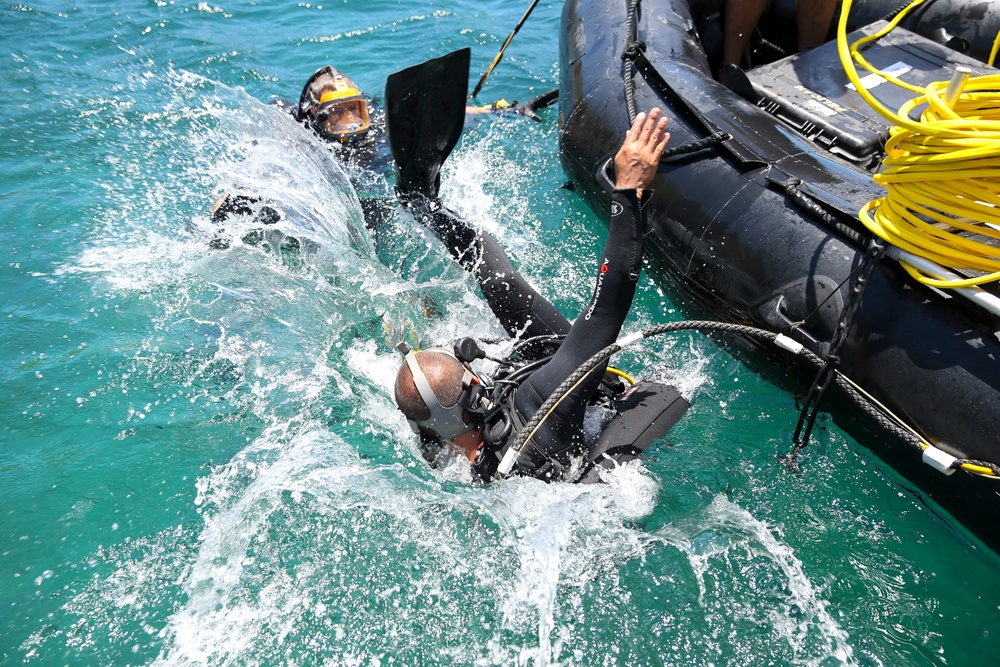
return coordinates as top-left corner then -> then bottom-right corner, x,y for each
559,0 -> 1000,545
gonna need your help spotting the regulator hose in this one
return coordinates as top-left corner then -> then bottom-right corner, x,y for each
497,319 -> 1000,479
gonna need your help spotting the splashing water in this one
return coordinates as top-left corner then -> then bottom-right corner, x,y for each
7,3 -> 1000,666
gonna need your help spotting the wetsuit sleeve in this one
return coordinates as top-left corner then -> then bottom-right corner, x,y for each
405,195 -> 571,338
512,188 -> 648,464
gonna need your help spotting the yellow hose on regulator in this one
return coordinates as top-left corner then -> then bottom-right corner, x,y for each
837,0 -> 1000,289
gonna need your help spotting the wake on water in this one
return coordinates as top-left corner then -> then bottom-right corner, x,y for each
32,64 -> 858,666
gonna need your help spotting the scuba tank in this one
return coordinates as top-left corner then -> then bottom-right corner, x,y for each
449,336 -> 689,484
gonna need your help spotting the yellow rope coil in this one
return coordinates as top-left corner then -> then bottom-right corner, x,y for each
838,0 -> 1000,288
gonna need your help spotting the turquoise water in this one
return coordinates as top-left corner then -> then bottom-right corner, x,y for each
3,1 -> 999,665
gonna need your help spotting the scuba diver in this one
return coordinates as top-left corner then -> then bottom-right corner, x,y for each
210,58 -> 558,254
293,66 -> 375,143
210,47 -> 686,483
285,63 -> 557,161
391,94 -> 689,483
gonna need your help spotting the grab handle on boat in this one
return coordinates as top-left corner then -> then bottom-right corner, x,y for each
596,156 -> 616,195
755,295 -> 822,349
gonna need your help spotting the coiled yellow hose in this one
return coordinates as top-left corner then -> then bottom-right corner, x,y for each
837,0 -> 1000,288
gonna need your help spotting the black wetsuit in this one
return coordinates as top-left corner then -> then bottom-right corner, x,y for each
410,188 -> 649,480
508,188 -> 647,475
403,193 -> 571,339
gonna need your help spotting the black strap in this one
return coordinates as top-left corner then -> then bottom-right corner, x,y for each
786,236 -> 885,465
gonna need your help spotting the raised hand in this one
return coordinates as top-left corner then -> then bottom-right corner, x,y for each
613,108 -> 670,198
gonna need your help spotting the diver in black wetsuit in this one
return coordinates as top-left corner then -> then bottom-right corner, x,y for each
394,109 -> 681,481
211,61 -> 558,252
210,64 -> 399,258
278,64 -> 556,172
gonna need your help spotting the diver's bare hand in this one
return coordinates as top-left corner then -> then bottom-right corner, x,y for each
613,108 -> 669,197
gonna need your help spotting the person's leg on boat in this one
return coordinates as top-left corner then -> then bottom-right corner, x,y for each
796,0 -> 838,50
718,0 -> 837,82
719,0 -> 767,79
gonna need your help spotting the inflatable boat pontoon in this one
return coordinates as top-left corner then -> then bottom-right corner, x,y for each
559,0 -> 1000,546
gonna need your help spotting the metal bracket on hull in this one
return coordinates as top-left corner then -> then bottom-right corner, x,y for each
755,294 -> 822,350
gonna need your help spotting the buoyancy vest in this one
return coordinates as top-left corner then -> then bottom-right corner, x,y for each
470,339 -> 690,483
472,380 -> 688,483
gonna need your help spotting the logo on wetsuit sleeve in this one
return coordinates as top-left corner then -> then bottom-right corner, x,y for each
584,259 -> 610,321
611,201 -> 624,217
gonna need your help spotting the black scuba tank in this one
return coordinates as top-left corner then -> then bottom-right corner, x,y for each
475,336 -> 690,484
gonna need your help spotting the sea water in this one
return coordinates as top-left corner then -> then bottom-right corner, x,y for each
2,1 -> 999,665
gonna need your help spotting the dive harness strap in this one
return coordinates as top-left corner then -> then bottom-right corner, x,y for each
493,393 -> 567,481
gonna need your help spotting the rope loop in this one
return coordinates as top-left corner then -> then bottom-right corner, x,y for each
660,131 -> 730,159
621,40 -> 646,62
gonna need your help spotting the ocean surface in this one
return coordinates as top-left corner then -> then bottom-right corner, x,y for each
3,1 -> 999,665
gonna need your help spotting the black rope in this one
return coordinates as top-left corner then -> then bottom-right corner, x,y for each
790,249 -> 873,333
957,459 -> 1000,476
882,1 -> 919,22
785,178 -> 865,247
621,0 -> 730,160
622,0 -> 643,124
661,131 -> 731,159
495,317 -> 997,481
504,320 -> 778,475
787,236 -> 885,465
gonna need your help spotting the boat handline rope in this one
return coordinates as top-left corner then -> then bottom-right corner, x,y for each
621,0 -> 733,159
623,0 -> 643,124
789,236 -> 885,463
495,318 -> 999,480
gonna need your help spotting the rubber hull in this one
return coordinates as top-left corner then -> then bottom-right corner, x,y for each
559,0 -> 1000,546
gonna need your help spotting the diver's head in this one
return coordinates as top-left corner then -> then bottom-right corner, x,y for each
296,65 -> 372,143
394,348 -> 488,455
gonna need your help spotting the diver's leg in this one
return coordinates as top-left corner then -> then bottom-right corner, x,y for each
407,197 -> 571,338
475,233 -> 571,337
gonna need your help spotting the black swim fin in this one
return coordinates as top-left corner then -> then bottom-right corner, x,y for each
385,48 -> 470,199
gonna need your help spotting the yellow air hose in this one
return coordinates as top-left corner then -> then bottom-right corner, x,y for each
605,366 -> 636,385
827,1 -> 1000,477
837,0 -> 1000,288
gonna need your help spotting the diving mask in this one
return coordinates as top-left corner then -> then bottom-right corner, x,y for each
296,65 -> 373,142
316,92 -> 372,141
400,345 -> 490,441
